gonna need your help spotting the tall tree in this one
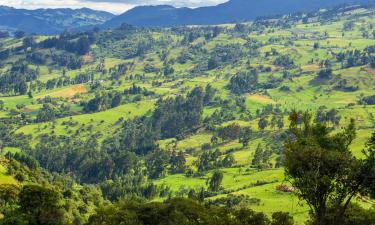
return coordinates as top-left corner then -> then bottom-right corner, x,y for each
208,170 -> 223,192
284,111 -> 375,225
239,127 -> 252,147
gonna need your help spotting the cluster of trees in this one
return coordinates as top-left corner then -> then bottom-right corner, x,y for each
0,182 -> 104,225
44,73 -> 92,90
195,150 -> 236,172
227,70 -> 259,95
0,63 -> 37,95
251,144 -> 273,169
208,44 -> 243,70
83,91 -> 122,113
83,85 -> 156,113
335,45 -> 375,68
123,84 -> 155,96
39,31 -> 95,55
317,68 -> 333,79
97,29 -> 157,59
87,198 -> 294,225
214,123 -> 252,147
36,102 -> 71,123
315,107 -> 341,126
274,55 -> 295,69
28,87 -> 211,182
334,78 -> 359,92
0,122 -> 30,151
152,86 -> 208,139
359,94 -> 375,105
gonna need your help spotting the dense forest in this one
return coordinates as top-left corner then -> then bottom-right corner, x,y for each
0,3 -> 375,225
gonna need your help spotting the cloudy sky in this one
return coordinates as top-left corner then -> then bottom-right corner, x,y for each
0,0 -> 227,14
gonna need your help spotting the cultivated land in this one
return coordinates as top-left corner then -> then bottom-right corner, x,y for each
0,5 -> 374,224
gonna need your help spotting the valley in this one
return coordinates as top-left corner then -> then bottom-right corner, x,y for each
0,3 -> 374,225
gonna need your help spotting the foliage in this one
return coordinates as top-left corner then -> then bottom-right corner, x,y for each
284,111 -> 375,225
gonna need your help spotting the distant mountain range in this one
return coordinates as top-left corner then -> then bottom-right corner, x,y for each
0,0 -> 374,34
103,0 -> 374,28
0,6 -> 114,34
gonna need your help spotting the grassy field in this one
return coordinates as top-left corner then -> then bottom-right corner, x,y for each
0,161 -> 16,185
0,5 -> 374,224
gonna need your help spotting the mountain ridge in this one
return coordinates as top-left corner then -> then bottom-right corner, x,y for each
103,0 -> 374,27
0,6 -> 114,34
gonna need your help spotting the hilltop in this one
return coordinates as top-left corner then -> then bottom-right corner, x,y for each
0,6 -> 114,34
103,0 -> 374,27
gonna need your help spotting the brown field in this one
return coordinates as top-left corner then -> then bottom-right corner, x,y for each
302,64 -> 320,72
247,94 -> 276,104
39,85 -> 87,99
366,67 -> 375,75
82,53 -> 94,63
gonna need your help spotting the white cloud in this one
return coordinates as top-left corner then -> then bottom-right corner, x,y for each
0,0 -> 227,14
0,0 -> 135,14
87,0 -> 226,8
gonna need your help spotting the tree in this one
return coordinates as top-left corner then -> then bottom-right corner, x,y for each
252,144 -> 264,167
284,111 -> 375,225
217,123 -> 241,141
208,56 -> 219,70
18,185 -> 66,225
0,184 -> 20,212
204,84 -> 216,105
317,68 -> 332,79
208,170 -> 223,192
27,91 -> 33,99
146,149 -> 170,179
163,64 -> 174,76
258,117 -> 268,131
239,127 -> 252,147
233,208 -> 269,225
362,131 -> 375,198
221,154 -> 236,168
170,151 -> 186,174
18,81 -> 28,95
271,212 -> 294,225
277,118 -> 284,130
274,55 -> 295,69
23,37 -> 35,48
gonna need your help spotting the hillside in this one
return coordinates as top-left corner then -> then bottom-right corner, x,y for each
0,6 -> 114,34
0,4 -> 374,225
103,0 -> 374,27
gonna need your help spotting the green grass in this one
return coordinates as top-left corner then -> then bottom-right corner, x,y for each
0,163 -> 16,185
17,100 -> 155,141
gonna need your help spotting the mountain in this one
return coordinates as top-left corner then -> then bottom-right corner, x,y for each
0,6 -> 114,34
103,0 -> 374,27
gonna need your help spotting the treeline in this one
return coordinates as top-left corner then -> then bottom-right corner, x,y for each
87,198 -> 294,225
35,97 -> 72,122
0,182 -> 295,225
335,45 -> 375,68
39,31 -> 95,56
359,94 -> 375,105
83,84 -> 155,113
0,62 -> 37,95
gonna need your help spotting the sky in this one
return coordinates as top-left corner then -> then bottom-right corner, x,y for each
0,0 -> 227,14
